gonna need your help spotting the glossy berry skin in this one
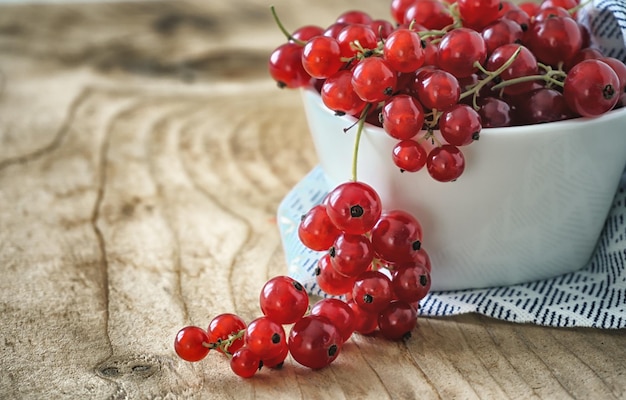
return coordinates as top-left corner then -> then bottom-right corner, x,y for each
262,343 -> 289,369
245,316 -> 287,360
325,181 -> 382,235
291,25 -> 324,42
268,42 -> 311,89
391,263 -> 431,303
392,139 -> 428,172
439,104 -> 482,146
321,70 -> 367,116
481,18 -> 524,56
477,97 -> 513,128
378,301 -> 418,341
486,44 -> 538,96
370,210 -> 423,264
315,253 -> 357,295
513,87 -> 572,125
298,204 -> 341,251
330,233 -> 374,278
347,299 -> 379,334
310,298 -> 356,342
526,16 -> 582,67
288,315 -> 343,369
382,94 -> 425,140
302,36 -> 343,79
207,313 -> 247,355
563,59 -> 620,117
383,28 -> 426,73
260,276 -> 309,324
437,28 -> 487,78
457,0 -> 502,31
352,270 -> 394,313
351,57 -> 398,103
416,69 -> 461,111
426,145 -> 465,182
230,347 -> 261,378
403,0 -> 454,30
174,326 -> 210,362
337,24 -> 378,59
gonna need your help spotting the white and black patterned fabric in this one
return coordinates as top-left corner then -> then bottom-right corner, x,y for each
277,0 -> 626,329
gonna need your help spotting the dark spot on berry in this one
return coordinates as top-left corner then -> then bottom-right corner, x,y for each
412,240 -> 421,251
273,361 -> 284,369
329,247 -> 336,258
363,49 -> 374,58
520,23 -> 528,32
402,331 -> 412,341
514,38 -> 522,44
472,131 -> 480,141
335,110 -> 346,116
420,274 -> 428,286
498,2 -> 503,10
328,344 -> 338,357
603,84 -> 616,100
300,214 -> 306,222
384,87 -> 394,96
293,280 -> 304,291
363,294 -> 373,304
378,112 -> 384,125
277,81 -> 287,89
493,76 -> 502,85
350,204 -> 364,218
400,169 -> 406,173
258,360 -> 264,370
420,39 -> 427,49
271,333 -> 281,344
315,266 -> 321,276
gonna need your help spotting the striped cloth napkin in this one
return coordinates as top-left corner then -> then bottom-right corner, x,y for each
277,0 -> 626,329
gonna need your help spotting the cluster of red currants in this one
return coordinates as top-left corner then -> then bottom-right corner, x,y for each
174,180 -> 430,377
268,0 -> 626,182
174,275 -> 344,377
173,0 -> 626,378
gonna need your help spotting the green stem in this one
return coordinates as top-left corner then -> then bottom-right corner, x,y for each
490,69 -> 567,91
202,329 -> 246,358
351,104 -> 372,182
270,5 -> 305,46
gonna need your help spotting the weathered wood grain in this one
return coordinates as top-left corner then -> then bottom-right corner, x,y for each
0,1 -> 624,399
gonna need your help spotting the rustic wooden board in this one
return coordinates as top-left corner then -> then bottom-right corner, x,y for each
0,1 -> 624,399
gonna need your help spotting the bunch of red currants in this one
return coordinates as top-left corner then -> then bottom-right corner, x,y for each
174,0 -> 626,377
269,0 -> 626,182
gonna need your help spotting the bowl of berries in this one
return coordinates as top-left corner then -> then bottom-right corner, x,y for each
270,1 -> 626,292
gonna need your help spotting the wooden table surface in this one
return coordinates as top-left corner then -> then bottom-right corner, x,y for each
0,1 -> 624,398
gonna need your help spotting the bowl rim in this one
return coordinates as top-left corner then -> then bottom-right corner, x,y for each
303,87 -> 626,138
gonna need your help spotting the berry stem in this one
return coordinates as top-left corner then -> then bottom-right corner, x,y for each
490,69 -> 567,91
270,5 -> 306,46
460,46 -> 522,109
351,104 -> 372,182
202,328 -> 246,357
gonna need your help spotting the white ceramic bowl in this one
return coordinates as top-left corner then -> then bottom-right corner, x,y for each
301,88 -> 626,291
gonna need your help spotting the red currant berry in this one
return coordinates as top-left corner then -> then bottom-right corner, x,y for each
526,15 -> 582,67
325,181 -> 382,235
351,57 -> 398,103
426,145 -> 465,182
288,315 -> 343,369
563,59 -> 620,117
382,94 -> 425,140
207,313 -> 246,355
437,28 -> 487,78
245,316 -> 286,360
486,44 -> 538,96
329,233 -> 374,278
347,299 -> 379,335
298,204 -> 341,251
230,347 -> 262,378
392,139 -> 428,172
174,326 -> 210,362
352,270 -> 394,313
321,70 -> 367,116
260,276 -> 309,325
391,263 -> 431,303
268,42 -> 311,89
336,10 -> 373,25
262,343 -> 289,369
416,69 -> 461,110
310,298 -> 356,342
378,301 -> 418,341
337,24 -> 378,59
292,25 -> 325,42
403,0 -> 454,30
315,253 -> 356,296
477,96 -> 513,128
371,209 -> 423,264
439,104 -> 482,146
383,28 -> 426,73
457,0 -> 502,30
301,36 -> 343,79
